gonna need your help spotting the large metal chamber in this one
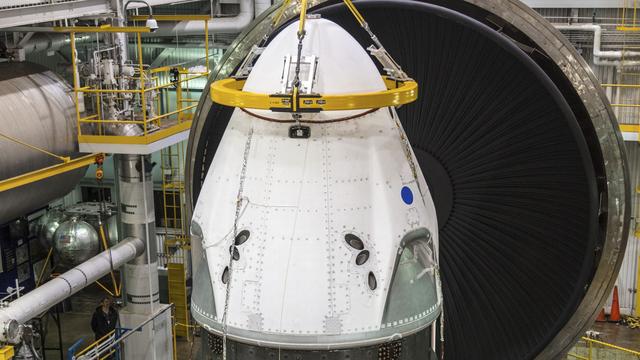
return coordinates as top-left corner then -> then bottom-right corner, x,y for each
186,0 -> 631,359
0,62 -> 86,225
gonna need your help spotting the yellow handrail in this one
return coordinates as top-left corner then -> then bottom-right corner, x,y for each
76,329 -> 116,357
0,132 -> 70,163
61,15 -> 209,142
0,153 -> 100,192
567,336 -> 640,359
584,337 -> 640,355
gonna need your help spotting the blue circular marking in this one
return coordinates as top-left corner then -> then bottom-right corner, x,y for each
401,186 -> 414,205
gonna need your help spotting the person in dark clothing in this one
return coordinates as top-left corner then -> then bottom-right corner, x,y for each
90,296 -> 119,341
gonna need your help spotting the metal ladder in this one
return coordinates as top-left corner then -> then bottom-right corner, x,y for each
160,142 -> 192,339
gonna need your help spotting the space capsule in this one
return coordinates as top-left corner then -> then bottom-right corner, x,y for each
191,17 -> 441,357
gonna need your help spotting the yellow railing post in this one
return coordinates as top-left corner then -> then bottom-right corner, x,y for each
96,94 -> 103,136
176,72 -> 183,122
172,317 -> 178,360
205,19 -> 210,72
70,32 -> 82,138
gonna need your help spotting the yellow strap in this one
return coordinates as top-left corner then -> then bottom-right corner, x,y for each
0,132 -> 70,163
36,247 -> 54,287
342,0 -> 366,26
99,224 -> 121,296
95,279 -> 115,297
292,86 -> 299,112
298,0 -> 308,36
273,0 -> 365,34
272,0 -> 293,28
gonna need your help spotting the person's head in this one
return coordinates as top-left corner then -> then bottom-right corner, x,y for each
100,296 -> 113,308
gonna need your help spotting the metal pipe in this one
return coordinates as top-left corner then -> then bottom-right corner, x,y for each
149,0 -> 254,36
0,237 -> 145,343
125,0 -> 154,16
14,33 -> 67,53
117,154 -> 159,314
554,23 -> 640,66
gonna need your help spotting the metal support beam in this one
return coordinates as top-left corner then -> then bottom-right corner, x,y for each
0,0 -> 195,29
150,47 -> 175,68
15,32 -> 34,47
0,153 -> 100,192
522,0 -> 620,7
0,0 -> 112,29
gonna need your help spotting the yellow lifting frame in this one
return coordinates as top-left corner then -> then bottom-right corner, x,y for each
210,76 -> 418,111
0,153 -> 101,192
212,0 -> 418,112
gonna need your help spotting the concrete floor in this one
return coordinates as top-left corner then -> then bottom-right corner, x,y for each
41,286 -> 202,360
42,287 -> 109,360
39,288 -> 639,360
567,322 -> 640,360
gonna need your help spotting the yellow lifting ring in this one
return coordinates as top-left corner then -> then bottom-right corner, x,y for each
210,76 -> 419,112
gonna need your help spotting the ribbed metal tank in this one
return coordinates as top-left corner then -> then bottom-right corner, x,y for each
186,1 -> 631,359
0,62 -> 87,225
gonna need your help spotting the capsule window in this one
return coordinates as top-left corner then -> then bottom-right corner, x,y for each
368,272 -> 377,290
345,233 -> 364,250
381,228 -> 439,327
356,250 -> 370,266
229,245 -> 240,261
222,266 -> 230,284
235,230 -> 250,246
191,221 -> 203,242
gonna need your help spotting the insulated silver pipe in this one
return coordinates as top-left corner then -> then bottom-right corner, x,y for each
117,154 -> 159,314
0,237 -> 145,343
148,0 -> 255,36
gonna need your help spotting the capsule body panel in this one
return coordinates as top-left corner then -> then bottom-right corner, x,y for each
191,18 -> 440,350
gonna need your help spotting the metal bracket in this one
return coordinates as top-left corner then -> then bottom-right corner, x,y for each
234,45 -> 265,79
280,54 -> 318,94
289,125 -> 311,139
367,45 -> 410,81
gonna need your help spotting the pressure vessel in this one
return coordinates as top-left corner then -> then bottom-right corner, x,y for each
52,217 -> 100,268
0,62 -> 87,225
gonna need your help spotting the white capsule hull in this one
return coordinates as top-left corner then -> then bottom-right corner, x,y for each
191,18 -> 441,350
